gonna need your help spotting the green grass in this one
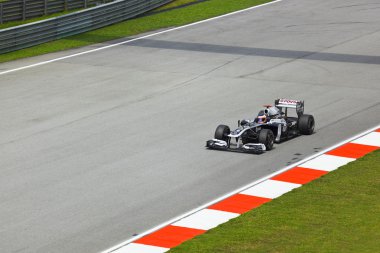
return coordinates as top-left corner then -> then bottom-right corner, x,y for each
169,150 -> 380,253
0,0 -> 271,63
154,0 -> 202,11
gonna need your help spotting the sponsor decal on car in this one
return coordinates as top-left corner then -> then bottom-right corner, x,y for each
279,98 -> 299,105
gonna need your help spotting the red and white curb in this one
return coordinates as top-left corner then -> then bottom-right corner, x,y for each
103,126 -> 380,253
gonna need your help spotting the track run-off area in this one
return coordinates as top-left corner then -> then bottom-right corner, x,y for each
0,0 -> 379,252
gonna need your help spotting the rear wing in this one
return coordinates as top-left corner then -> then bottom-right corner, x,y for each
275,98 -> 304,116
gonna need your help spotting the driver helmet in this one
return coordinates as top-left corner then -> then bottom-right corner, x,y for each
257,114 -> 267,123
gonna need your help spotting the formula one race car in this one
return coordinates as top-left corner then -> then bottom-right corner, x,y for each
206,99 -> 315,154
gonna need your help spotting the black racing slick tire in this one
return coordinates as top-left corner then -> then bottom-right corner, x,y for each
214,125 -> 230,142
258,129 -> 274,151
298,114 -> 315,135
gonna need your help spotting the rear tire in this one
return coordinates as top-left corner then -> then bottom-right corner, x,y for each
258,129 -> 274,150
214,125 -> 230,142
298,114 -> 315,135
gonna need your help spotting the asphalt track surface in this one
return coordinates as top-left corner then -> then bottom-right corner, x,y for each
0,0 -> 379,252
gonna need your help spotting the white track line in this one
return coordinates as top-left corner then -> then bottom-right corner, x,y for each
0,0 -> 283,76
101,124 -> 380,253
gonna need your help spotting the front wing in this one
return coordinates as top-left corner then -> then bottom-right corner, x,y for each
206,139 -> 266,154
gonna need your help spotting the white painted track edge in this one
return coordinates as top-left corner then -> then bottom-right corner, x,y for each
0,0 -> 283,76
101,124 -> 380,253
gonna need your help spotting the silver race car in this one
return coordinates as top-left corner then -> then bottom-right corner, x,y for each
206,99 -> 315,154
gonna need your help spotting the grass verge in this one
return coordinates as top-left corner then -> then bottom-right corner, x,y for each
169,150 -> 380,253
154,0 -> 201,11
0,0 -> 271,63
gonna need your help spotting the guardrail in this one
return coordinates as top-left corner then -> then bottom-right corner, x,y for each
0,0 -> 172,54
0,0 -> 114,23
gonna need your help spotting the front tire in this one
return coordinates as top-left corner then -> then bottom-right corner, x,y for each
258,129 -> 274,150
298,114 -> 315,135
214,125 -> 230,142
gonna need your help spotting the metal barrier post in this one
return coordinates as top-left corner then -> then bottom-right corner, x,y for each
64,0 -> 68,11
84,0 -> 88,8
0,3 -> 3,24
22,0 -> 26,20
44,0 -> 47,15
